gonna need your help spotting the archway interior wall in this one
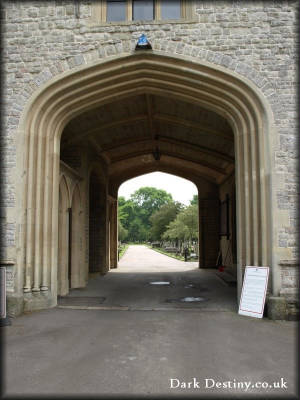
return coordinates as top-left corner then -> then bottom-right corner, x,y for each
58,152 -> 111,294
57,164 -> 86,296
219,174 -> 237,274
89,169 -> 110,275
108,197 -> 118,269
57,176 -> 69,297
14,53 -> 276,314
70,185 -> 84,289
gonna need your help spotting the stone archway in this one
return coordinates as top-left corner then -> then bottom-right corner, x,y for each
15,51 -> 276,312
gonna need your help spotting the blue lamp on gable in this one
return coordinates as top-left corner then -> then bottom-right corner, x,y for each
135,34 -> 152,50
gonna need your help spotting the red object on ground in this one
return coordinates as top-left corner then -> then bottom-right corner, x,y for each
218,266 -> 225,272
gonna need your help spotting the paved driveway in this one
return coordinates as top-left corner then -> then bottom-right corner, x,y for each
64,245 -> 237,311
120,244 -> 198,269
3,246 -> 298,398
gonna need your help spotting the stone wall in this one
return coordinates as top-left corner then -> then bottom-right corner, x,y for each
279,260 -> 299,301
1,1 -> 298,297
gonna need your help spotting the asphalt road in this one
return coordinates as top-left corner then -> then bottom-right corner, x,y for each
3,245 -> 298,398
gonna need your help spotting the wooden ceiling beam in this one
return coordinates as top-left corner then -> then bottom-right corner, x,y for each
153,114 -> 234,141
158,135 -> 234,163
111,150 -> 227,176
62,112 -> 233,148
62,114 -> 148,147
110,165 -> 215,186
102,136 -> 151,151
146,94 -> 155,141
101,136 -> 233,164
162,151 -> 228,175
87,137 -> 111,164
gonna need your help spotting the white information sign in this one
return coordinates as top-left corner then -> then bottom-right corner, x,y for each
238,266 -> 269,318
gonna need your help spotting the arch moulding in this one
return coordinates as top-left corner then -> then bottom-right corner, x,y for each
14,50 -> 278,312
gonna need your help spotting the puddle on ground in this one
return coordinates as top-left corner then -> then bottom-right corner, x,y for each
166,296 -> 207,303
150,281 -> 170,285
181,297 -> 205,302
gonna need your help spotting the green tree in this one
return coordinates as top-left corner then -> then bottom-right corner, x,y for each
118,220 -> 128,242
190,194 -> 198,205
117,187 -> 173,242
162,217 -> 188,241
118,198 -> 136,231
130,187 -> 173,226
118,196 -> 128,224
163,203 -> 198,242
130,187 -> 173,236
180,204 -> 198,240
128,216 -> 148,242
150,201 -> 183,241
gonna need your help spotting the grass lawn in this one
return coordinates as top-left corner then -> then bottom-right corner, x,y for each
118,244 -> 129,259
146,245 -> 186,261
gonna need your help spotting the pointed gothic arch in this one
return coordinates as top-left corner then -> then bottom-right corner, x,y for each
70,184 -> 84,289
15,51 -> 277,310
57,175 -> 70,296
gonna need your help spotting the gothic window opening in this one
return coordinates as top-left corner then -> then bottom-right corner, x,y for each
93,0 -> 193,23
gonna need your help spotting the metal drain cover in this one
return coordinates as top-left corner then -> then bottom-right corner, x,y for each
58,296 -> 106,306
150,281 -> 170,285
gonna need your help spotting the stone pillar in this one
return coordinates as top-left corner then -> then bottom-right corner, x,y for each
267,297 -> 287,320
